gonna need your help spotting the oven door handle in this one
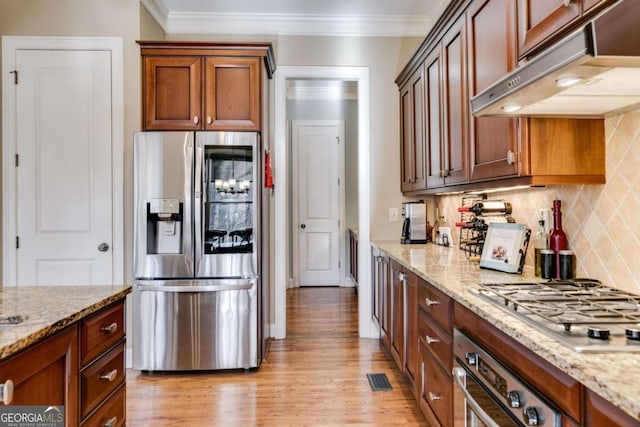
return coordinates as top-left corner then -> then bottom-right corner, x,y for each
452,367 -> 501,427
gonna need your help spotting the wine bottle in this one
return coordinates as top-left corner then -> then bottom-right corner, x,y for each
549,199 -> 568,279
534,219 -> 549,277
458,200 -> 512,215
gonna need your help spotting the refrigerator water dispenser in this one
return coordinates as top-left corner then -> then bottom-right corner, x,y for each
147,198 -> 183,254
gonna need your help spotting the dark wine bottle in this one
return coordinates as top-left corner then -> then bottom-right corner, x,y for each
458,200 -> 512,215
549,199 -> 568,279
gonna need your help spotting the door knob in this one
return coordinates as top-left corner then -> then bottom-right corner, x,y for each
98,242 -> 110,252
300,224 -> 306,229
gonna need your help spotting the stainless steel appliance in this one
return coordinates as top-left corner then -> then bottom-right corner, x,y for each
401,201 -> 427,244
453,329 -> 561,427
475,279 -> 640,352
133,131 -> 269,371
472,0 -> 640,118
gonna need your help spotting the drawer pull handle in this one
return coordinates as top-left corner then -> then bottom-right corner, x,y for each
428,392 -> 442,401
425,335 -> 440,345
100,369 -> 118,382
0,379 -> 14,405
101,323 -> 118,334
425,298 -> 440,306
103,416 -> 118,427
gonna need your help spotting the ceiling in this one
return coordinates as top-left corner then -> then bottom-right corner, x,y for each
141,0 -> 450,37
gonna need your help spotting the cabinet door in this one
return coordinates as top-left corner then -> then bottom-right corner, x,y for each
442,16 -> 469,185
404,270 -> 419,396
399,67 -> 427,192
517,0 -> 580,58
143,56 -> 202,130
467,0 -> 519,181
204,57 -> 260,131
389,261 -> 405,369
424,48 -> 446,189
0,326 -> 79,426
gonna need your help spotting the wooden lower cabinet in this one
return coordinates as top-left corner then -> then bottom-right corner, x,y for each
584,389 -> 640,427
419,342 -> 452,427
404,270 -> 419,396
0,325 -> 79,426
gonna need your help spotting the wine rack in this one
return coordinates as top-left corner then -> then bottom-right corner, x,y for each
457,197 -> 515,259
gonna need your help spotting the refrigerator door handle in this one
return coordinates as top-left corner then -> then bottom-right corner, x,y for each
184,134 -> 195,272
136,282 -> 255,293
194,135 -> 204,273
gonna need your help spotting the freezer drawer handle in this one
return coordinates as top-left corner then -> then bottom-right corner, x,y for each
100,369 -> 118,382
102,416 -> 118,427
101,323 -> 118,334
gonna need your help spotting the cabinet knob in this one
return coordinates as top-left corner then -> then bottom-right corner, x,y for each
428,391 -> 442,401
425,335 -> 440,345
507,150 -> 517,165
398,272 -> 405,281
207,115 -> 212,125
425,298 -> 440,306
563,0 -> 572,6
103,416 -> 118,427
193,115 -> 199,124
101,322 -> 118,334
100,369 -> 118,382
0,379 -> 13,405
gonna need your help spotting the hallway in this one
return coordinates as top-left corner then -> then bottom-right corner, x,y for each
126,287 -> 426,426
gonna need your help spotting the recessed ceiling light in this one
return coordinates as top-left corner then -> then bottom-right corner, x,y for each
556,77 -> 583,88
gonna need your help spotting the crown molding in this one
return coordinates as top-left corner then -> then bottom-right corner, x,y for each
141,1 -> 437,37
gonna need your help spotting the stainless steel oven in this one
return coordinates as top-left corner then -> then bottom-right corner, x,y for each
453,329 -> 561,427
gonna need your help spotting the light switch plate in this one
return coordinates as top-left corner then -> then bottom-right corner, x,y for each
389,207 -> 398,222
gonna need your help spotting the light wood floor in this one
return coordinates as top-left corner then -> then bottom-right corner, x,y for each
126,287 -> 427,426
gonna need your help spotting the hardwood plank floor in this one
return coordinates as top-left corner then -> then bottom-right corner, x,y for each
126,287 -> 427,426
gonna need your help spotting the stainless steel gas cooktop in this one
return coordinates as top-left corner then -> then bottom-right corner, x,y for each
474,279 -> 640,353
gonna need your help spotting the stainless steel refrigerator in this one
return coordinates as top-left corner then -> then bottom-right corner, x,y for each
132,131 -> 269,371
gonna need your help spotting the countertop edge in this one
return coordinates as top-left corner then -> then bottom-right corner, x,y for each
0,286 -> 131,361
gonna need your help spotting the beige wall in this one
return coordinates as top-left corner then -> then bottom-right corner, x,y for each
438,110 -> 640,295
0,0 -> 141,283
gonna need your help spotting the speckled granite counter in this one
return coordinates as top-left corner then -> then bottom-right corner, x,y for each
0,285 -> 131,360
371,240 -> 640,421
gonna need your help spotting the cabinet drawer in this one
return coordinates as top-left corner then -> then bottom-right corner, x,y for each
81,383 -> 125,427
418,281 -> 452,333
419,310 -> 452,373
81,341 -> 125,419
81,302 -> 125,366
420,342 -> 453,427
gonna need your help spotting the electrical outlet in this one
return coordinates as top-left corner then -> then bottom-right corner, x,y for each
389,207 -> 399,222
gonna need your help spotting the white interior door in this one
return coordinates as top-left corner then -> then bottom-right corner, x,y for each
293,121 -> 345,286
11,48 -> 114,285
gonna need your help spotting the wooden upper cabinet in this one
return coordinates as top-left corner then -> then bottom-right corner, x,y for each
399,67 -> 427,192
139,41 -> 275,132
441,16 -> 469,186
467,0 -> 519,181
204,57 -> 260,131
425,48 -> 445,189
517,0 -> 617,59
517,0 -> 580,58
143,56 -> 202,130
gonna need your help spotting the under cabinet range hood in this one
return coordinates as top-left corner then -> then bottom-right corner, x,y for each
472,0 -> 640,118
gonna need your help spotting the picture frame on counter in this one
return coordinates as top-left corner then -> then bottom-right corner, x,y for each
480,223 -> 530,274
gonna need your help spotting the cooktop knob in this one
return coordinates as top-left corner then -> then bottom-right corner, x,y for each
465,352 -> 477,365
524,407 -> 541,426
507,390 -> 523,408
587,326 -> 610,340
626,327 -> 640,341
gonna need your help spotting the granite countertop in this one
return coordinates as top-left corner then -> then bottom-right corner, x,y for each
371,240 -> 640,421
0,285 -> 131,360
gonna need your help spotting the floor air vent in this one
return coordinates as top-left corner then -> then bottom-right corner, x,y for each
366,373 -> 392,391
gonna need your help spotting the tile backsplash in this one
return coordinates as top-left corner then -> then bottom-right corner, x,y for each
437,110 -> 640,294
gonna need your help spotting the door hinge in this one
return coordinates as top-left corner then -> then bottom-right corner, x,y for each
16,236 -> 19,249
336,136 -> 340,144
338,178 -> 340,186
9,70 -> 18,85
15,154 -> 19,167
339,261 -> 341,268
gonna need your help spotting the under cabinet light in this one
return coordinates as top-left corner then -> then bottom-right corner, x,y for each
556,76 -> 583,88
501,104 -> 522,113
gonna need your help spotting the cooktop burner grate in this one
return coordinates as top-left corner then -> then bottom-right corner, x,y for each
475,279 -> 640,352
